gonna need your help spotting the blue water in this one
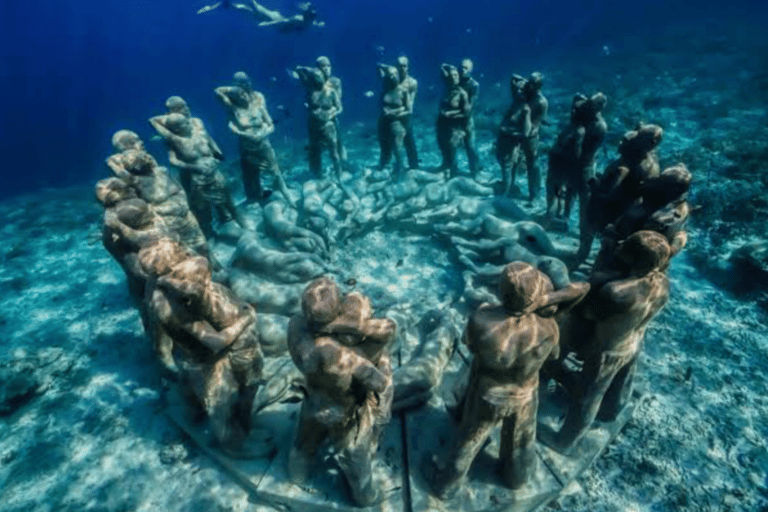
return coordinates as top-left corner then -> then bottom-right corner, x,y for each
0,0 -> 763,199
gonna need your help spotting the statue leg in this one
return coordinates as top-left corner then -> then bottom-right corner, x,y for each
436,118 -> 451,170
202,356 -> 244,452
240,149 -> 262,202
288,401 -> 328,484
464,118 -> 480,176
523,139 -> 540,201
189,184 -> 214,238
597,355 -> 638,422
307,123 -> 323,177
499,391 -> 538,489
554,350 -> 634,451
403,116 -> 419,169
377,116 -> 392,169
430,379 -> 500,498
391,121 -> 407,180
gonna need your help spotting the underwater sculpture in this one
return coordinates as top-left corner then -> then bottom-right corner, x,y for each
215,71 -> 292,204
140,238 -> 266,457
287,277 -> 396,506
595,163 -> 691,272
316,56 -> 346,161
396,55 -> 419,169
546,92 -> 608,230
426,263 -> 589,497
519,73 -> 548,202
541,231 -> 671,451
436,63 -> 470,178
262,198 -> 329,256
160,95 -> 225,195
95,179 -> 168,304
105,141 -> 218,268
149,112 -> 247,238
495,75 -> 531,197
376,64 -> 411,179
294,65 -> 348,190
458,58 -> 481,177
578,123 -> 664,263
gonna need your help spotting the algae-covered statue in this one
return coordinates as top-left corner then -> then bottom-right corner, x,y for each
426,263 -> 588,497
105,140 -> 217,268
546,92 -> 607,229
495,75 -> 531,197
459,58 -> 481,177
376,64 -> 411,179
287,277 -> 396,506
541,231 -> 670,452
436,64 -> 470,178
140,239 -> 266,458
578,123 -> 663,263
149,112 -> 247,237
396,55 -> 419,169
215,71 -> 292,203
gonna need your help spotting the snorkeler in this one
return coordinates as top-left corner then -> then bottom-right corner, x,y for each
198,1 -> 325,32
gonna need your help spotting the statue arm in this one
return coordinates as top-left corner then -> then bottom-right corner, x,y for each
105,155 -> 132,181
206,134 -> 225,160
214,87 -> 234,108
148,116 -> 174,139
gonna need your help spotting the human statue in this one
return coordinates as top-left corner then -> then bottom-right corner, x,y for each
436,64 -> 470,178
230,231 -> 336,284
287,277 -> 396,506
546,92 -> 608,232
316,56 -> 347,161
578,123 -> 663,264
540,231 -> 670,452
215,71 -> 293,204
111,129 -> 145,153
95,179 -> 169,304
426,263 -> 589,497
149,112 -> 248,238
519,73 -> 548,202
376,64 -> 411,179
595,164 -> 690,271
458,58 -> 481,177
105,142 -> 218,268
262,198 -> 329,256
495,75 -> 531,197
197,0 -> 325,32
160,96 -> 225,195
140,239 -> 266,458
294,66 -> 348,190
396,55 -> 419,169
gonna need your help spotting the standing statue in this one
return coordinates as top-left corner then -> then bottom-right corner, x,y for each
316,56 -> 347,161
541,231 -> 670,451
396,55 -> 419,169
287,277 -> 396,506
376,64 -> 411,179
546,92 -> 607,231
149,112 -> 247,237
520,73 -> 548,202
459,58 -> 481,177
140,240 -> 266,457
160,96 -> 225,195
295,66 -> 345,180
426,263 -> 589,497
495,75 -> 531,197
436,64 -> 470,178
215,71 -> 292,203
578,123 -> 663,264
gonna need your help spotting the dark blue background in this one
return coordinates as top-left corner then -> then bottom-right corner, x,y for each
0,0 -> 761,199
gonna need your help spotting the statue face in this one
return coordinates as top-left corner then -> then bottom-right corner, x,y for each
460,60 -> 473,77
449,68 -> 460,86
397,59 -> 408,79
318,62 -> 331,79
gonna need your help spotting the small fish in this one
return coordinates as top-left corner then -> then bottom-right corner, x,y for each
345,278 -> 357,287
466,28 -> 472,34
427,16 -> 433,23
364,90 -> 375,98
602,45 -> 611,56
494,82 -> 501,88
150,135 -> 162,142
375,45 -> 386,54
270,76 -> 277,82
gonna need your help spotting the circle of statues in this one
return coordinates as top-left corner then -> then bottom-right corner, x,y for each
95,54 -> 690,507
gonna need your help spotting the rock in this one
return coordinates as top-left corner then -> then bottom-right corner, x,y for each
729,240 -> 768,288
0,367 -> 41,416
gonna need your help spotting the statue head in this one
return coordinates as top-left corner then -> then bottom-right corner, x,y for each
445,65 -> 460,86
523,72 -> 544,98
233,71 -> 252,92
384,65 -> 399,87
111,130 -> 144,153
620,124 -> 663,159
138,238 -> 193,277
316,56 -> 331,79
302,277 -> 342,326
397,56 -> 409,79
165,113 -> 193,137
121,149 -> 158,176
589,92 -> 607,113
460,58 -> 473,78
165,96 -> 191,117
95,177 -> 136,207
615,230 -> 671,275
499,261 -> 553,314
